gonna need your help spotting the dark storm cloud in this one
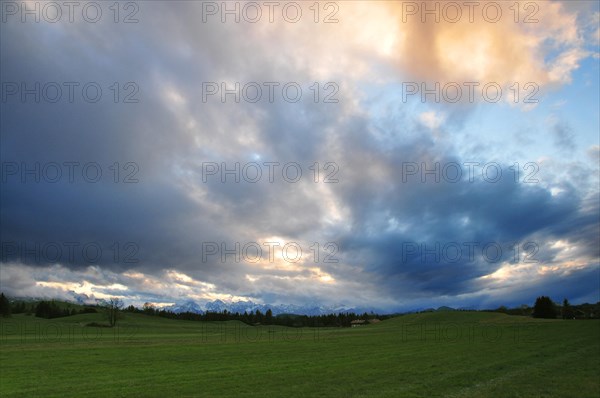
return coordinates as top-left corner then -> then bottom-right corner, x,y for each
337,172 -> 580,283
0,3 -> 342,280
323,119 -> 597,299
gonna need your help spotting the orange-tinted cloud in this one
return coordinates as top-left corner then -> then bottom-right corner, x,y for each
381,0 -> 586,88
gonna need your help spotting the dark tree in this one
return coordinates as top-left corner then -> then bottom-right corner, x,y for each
35,301 -> 53,318
0,293 -> 11,317
265,309 -> 273,324
532,296 -> 557,319
100,298 -> 124,327
142,302 -> 156,315
11,301 -> 27,314
35,301 -> 70,318
254,309 -> 263,324
562,298 -> 575,319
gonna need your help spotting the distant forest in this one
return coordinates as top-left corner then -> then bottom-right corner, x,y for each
125,304 -> 390,327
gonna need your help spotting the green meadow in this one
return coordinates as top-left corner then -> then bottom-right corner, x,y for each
1,311 -> 598,397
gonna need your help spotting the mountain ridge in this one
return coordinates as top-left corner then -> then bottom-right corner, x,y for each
165,299 -> 371,316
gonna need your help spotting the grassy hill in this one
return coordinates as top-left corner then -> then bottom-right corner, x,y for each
1,311 -> 598,397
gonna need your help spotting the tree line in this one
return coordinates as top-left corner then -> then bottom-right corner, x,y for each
125,303 -> 389,327
0,293 -> 97,319
490,296 -> 599,319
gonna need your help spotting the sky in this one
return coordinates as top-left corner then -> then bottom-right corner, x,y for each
1,0 -> 599,312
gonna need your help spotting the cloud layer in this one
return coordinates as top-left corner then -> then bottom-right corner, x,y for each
1,1 -> 598,311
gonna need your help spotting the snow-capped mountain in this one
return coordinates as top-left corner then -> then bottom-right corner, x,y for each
164,300 -> 205,314
10,294 -> 375,315
164,299 -> 369,316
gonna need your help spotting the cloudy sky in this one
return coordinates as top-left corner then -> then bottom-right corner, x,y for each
1,0 -> 599,312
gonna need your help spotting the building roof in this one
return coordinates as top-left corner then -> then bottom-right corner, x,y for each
351,319 -> 366,324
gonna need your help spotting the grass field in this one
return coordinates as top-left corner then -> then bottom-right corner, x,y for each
1,311 -> 598,397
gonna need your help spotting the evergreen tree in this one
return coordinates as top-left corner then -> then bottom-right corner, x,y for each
255,309 -> 263,324
562,298 -> 575,319
532,296 -> 557,319
35,301 -> 52,318
0,293 -> 11,317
